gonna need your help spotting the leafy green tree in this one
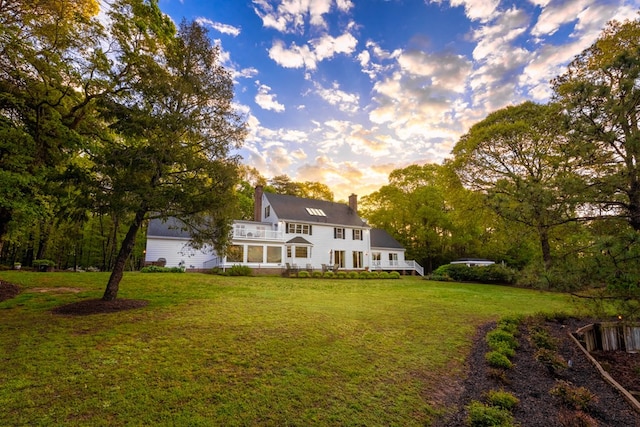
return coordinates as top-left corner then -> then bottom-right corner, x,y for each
553,17 -> 640,230
451,102 -> 585,268
0,0 -> 102,255
94,4 -> 245,300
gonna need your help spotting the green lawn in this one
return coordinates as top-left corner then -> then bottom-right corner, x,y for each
0,272 -> 580,426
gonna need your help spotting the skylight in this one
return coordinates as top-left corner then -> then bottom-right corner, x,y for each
306,207 -> 326,216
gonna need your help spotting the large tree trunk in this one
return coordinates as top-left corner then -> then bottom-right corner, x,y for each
102,209 -> 146,301
538,226 -> 552,269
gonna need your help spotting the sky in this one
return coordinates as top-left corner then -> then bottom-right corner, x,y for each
156,0 -> 639,201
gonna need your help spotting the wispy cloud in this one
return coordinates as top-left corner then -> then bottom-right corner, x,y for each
195,17 -> 241,36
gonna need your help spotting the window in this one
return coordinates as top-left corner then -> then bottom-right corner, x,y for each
267,246 -> 281,263
227,245 -> 244,262
352,229 -> 362,240
334,250 -> 346,268
248,246 -> 263,263
372,252 -> 381,266
264,205 -> 270,218
295,246 -> 309,258
287,223 -> 312,235
389,253 -> 398,266
353,251 -> 363,269
334,227 -> 345,239
305,207 -> 326,216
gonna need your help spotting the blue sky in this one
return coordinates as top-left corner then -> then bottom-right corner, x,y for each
157,0 -> 639,200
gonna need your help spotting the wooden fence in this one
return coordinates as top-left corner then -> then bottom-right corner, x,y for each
576,322 -> 640,353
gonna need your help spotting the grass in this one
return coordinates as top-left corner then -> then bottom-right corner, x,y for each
0,272 -> 580,426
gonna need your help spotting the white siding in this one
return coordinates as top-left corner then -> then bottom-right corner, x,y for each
145,237 -> 215,269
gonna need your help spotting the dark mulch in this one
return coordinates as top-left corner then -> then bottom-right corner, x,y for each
51,298 -> 149,315
435,318 -> 640,426
0,279 -> 20,301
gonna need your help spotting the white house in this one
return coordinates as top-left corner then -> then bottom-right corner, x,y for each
144,187 -> 424,276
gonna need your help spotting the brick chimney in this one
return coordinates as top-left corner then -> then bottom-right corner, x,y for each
254,185 -> 263,221
348,193 -> 357,213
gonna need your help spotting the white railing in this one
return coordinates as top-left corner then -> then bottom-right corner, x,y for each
404,260 -> 424,276
370,259 -> 424,276
232,226 -> 284,240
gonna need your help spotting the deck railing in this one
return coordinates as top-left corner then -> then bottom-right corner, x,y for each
232,226 -> 283,240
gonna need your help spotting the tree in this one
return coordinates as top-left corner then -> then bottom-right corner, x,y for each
553,17 -> 640,230
0,0 -> 102,254
94,4 -> 245,300
451,102 -> 585,268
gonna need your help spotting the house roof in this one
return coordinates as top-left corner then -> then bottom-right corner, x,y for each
147,217 -> 191,238
370,228 -> 404,250
265,192 -> 368,227
286,236 -> 312,245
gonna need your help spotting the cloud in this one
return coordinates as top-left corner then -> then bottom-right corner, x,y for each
255,83 -> 285,112
252,0 -> 338,33
268,39 -> 317,69
195,17 -> 241,36
310,31 -> 358,61
313,81 -> 359,113
430,0 -> 500,22
530,0 -> 592,38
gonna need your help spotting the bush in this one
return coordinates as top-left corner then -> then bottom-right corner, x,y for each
486,329 -> 518,350
141,266 -> 185,273
336,271 -> 347,279
530,327 -> 558,351
348,271 -> 359,279
359,271 -> 371,279
323,271 -> 335,279
489,341 -> 515,358
312,271 -> 323,278
466,401 -> 516,427
496,316 -> 522,335
298,270 -> 310,278
369,271 -> 380,279
228,265 -> 253,276
431,263 -> 515,284
485,390 -> 519,411
389,271 -> 401,279
550,381 -> 597,411
378,271 -> 390,279
485,351 -> 513,370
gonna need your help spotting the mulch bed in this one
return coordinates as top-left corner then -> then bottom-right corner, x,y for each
0,279 -> 20,301
0,280 -> 147,315
435,317 -> 640,426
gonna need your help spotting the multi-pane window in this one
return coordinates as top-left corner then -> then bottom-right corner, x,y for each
352,229 -> 362,240
267,246 -> 281,263
264,205 -> 270,218
247,246 -> 263,263
353,251 -> 363,268
389,253 -> 398,266
287,223 -> 312,235
372,252 -> 381,266
334,227 -> 345,239
227,245 -> 244,262
334,250 -> 346,268
295,246 -> 309,258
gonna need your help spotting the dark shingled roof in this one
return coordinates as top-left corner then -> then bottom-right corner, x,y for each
146,217 -> 191,238
370,228 -> 404,249
265,192 -> 367,227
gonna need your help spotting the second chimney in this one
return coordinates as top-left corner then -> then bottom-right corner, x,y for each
254,185 -> 264,221
348,193 -> 357,213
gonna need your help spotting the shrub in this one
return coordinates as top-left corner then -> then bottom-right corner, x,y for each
497,316 -> 522,335
323,271 -> 335,279
312,271 -> 323,278
369,272 -> 380,279
348,271 -> 359,279
359,271 -> 371,279
466,401 -> 516,427
228,265 -> 253,276
485,390 -> 519,411
298,270 -> 310,278
336,271 -> 347,279
431,263 -> 515,284
530,327 -> 558,351
486,329 -> 518,350
378,272 -> 390,279
389,271 -> 401,279
557,409 -> 598,427
489,341 -> 515,358
485,351 -> 513,369
550,381 -> 597,411
536,348 -> 567,374
141,266 -> 185,273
